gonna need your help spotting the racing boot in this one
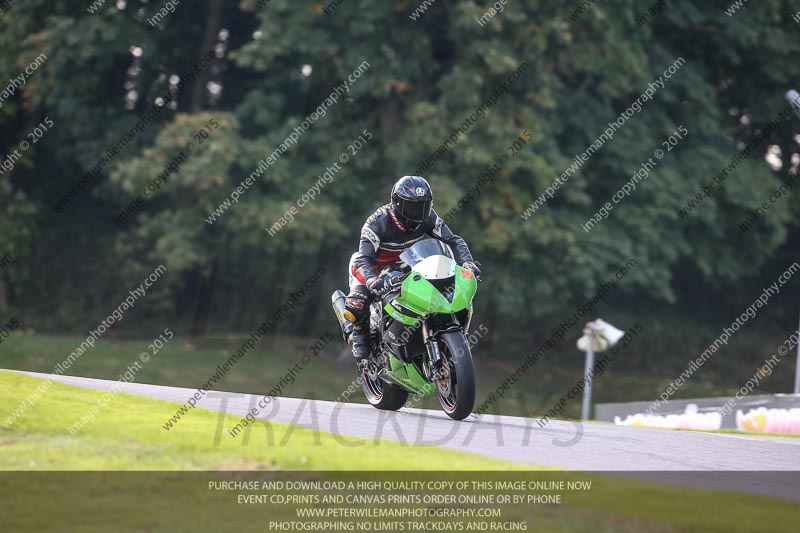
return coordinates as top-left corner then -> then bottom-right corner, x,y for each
344,286 -> 371,361
349,326 -> 370,361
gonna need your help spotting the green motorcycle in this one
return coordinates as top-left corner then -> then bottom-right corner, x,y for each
332,239 -> 478,420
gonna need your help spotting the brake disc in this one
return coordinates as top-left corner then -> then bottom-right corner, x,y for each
437,360 -> 451,396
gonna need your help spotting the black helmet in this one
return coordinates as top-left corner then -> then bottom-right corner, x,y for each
390,176 -> 433,231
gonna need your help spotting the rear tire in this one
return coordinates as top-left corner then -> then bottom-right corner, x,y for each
360,366 -> 408,411
435,331 -> 476,420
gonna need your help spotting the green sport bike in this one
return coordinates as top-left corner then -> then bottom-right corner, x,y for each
332,239 -> 478,420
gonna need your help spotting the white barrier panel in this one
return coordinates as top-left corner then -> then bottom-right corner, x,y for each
614,404 -> 722,430
736,407 -> 800,434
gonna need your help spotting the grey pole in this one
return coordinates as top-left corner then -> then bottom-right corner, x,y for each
795,310 -> 800,394
783,90 -> 800,393
581,331 -> 596,420
787,90 -> 800,118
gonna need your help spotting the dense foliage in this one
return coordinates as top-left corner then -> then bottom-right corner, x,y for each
0,0 -> 798,349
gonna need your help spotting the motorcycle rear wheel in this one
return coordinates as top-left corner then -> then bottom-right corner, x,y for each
360,365 -> 408,411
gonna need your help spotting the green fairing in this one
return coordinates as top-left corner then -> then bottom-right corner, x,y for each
382,266 -> 478,326
388,354 -> 435,396
383,304 -> 417,326
381,267 -> 477,395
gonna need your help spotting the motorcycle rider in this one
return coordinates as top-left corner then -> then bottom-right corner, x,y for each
343,175 -> 481,360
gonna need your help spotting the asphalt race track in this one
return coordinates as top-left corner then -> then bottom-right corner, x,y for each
13,370 -> 800,502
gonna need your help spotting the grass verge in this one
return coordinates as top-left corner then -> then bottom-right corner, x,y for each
1,372 -> 799,532
0,370 -> 517,470
0,332 -> 748,420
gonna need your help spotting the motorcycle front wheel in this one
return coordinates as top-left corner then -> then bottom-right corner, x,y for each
434,331 -> 476,420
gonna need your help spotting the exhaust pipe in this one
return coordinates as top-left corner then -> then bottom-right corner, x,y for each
331,290 -> 354,341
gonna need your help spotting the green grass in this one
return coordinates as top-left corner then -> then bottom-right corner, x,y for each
0,332 -> 747,421
0,370 -> 518,470
1,373 -> 799,531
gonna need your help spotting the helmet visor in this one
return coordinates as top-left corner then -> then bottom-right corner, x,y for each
398,198 -> 431,224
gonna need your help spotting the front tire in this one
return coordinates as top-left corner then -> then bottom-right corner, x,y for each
435,331 -> 476,420
360,366 -> 408,411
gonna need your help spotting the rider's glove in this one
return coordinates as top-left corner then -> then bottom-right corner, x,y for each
366,276 -> 386,296
461,261 -> 481,278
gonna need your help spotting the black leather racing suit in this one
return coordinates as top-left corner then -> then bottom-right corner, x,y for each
345,204 -> 474,334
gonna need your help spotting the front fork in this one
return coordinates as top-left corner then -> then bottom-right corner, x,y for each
421,321 -> 444,380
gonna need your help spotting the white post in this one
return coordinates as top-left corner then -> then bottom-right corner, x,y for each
581,331 -> 595,420
577,320 -> 623,420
